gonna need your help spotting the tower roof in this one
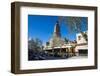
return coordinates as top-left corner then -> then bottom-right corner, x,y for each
53,21 -> 61,37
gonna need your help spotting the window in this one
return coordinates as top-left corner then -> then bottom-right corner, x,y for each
78,36 -> 81,40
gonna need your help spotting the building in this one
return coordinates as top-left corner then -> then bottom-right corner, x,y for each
43,21 -> 88,57
75,32 -> 88,56
43,21 -> 76,57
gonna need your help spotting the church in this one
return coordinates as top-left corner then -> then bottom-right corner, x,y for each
43,21 -> 88,57
43,21 -> 76,57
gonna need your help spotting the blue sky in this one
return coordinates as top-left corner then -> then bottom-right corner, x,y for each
28,15 -> 87,44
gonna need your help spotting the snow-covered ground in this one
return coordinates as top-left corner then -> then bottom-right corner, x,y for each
68,56 -> 88,59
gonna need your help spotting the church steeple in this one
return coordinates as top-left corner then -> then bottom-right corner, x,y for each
53,21 -> 61,37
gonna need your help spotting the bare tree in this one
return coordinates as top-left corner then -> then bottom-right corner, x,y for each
58,16 -> 88,41
28,38 -> 43,51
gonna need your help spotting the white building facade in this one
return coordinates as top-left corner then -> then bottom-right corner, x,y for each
75,32 -> 88,56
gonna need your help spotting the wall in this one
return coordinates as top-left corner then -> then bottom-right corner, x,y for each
76,33 -> 87,44
0,0 -> 100,76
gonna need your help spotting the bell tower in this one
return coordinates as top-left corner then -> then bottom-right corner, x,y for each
46,21 -> 64,48
53,21 -> 61,38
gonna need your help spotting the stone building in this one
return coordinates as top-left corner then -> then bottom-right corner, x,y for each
43,21 -> 76,57
75,32 -> 88,56
43,21 -> 88,57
